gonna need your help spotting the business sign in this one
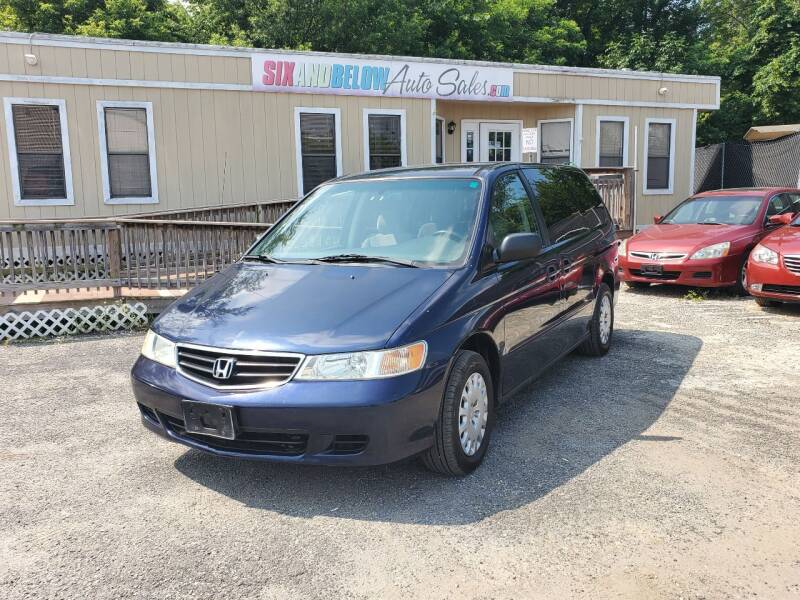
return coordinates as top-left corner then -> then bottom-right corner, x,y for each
251,53 -> 514,102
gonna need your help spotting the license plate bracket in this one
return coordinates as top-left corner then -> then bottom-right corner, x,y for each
641,264 -> 663,275
182,401 -> 236,440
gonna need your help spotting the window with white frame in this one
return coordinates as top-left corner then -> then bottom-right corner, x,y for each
3,98 -> 73,205
539,120 -> 572,164
597,117 -> 628,167
295,108 -> 342,196
97,101 -> 158,204
363,109 -> 406,170
645,118 -> 676,193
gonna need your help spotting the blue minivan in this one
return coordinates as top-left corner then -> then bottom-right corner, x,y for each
131,163 -> 619,475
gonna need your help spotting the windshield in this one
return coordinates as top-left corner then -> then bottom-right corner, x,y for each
661,195 -> 762,225
249,178 -> 482,266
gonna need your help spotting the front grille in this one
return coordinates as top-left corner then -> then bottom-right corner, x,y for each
630,269 -> 681,280
326,434 -> 369,455
783,255 -> 800,275
159,412 -> 308,456
692,271 -> 713,279
762,284 -> 800,296
630,251 -> 686,260
176,344 -> 303,390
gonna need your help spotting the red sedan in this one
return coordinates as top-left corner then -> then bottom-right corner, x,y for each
747,211 -> 800,306
618,188 -> 800,293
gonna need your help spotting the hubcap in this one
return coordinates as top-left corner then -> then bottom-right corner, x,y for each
599,295 -> 612,345
458,372 -> 488,456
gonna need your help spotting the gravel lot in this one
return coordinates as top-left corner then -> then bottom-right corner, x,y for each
2,286 -> 800,599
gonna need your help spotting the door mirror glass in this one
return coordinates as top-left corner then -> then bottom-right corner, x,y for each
768,213 -> 794,226
497,233 -> 542,263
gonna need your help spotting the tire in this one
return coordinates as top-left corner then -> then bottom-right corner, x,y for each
733,254 -> 751,296
578,283 -> 614,357
421,350 -> 495,477
755,297 -> 780,308
625,281 -> 650,289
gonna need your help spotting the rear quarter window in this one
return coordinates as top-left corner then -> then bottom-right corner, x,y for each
522,167 -> 610,244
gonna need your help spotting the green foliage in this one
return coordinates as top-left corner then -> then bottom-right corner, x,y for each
0,0 -> 797,144
0,0 -> 192,40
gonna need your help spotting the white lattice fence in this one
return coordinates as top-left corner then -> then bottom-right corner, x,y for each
0,302 -> 149,342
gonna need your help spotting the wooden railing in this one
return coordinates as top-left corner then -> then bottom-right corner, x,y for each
0,218 -> 272,294
2,174 -> 634,296
584,167 -> 635,231
0,221 -> 122,292
117,219 -> 267,289
131,199 -> 296,225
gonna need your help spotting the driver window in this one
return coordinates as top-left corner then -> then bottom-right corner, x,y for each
488,173 -> 539,246
767,194 -> 800,218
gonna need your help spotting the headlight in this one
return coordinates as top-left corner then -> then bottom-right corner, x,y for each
296,341 -> 427,380
751,244 -> 778,265
618,239 -> 627,257
690,241 -> 730,260
141,330 -> 177,368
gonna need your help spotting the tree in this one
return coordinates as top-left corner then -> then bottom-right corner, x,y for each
0,0 -> 193,40
697,0 -> 800,143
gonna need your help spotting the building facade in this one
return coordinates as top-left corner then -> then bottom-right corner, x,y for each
0,31 -> 719,228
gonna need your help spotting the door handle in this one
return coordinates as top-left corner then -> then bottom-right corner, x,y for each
546,265 -> 559,282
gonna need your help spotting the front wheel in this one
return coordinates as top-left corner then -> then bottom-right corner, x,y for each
578,283 -> 614,356
733,254 -> 751,296
421,350 -> 495,476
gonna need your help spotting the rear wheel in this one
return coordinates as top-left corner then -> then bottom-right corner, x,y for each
578,283 -> 614,356
625,281 -> 650,289
421,350 -> 494,477
755,297 -> 780,308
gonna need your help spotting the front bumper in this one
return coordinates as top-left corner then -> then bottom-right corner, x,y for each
618,254 -> 741,287
131,356 -> 446,466
747,260 -> 800,303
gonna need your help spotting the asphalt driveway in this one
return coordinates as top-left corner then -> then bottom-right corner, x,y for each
2,287 -> 799,599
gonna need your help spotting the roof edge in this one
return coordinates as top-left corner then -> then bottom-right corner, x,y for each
0,30 -> 721,85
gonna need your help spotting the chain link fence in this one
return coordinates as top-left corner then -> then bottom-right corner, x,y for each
694,132 -> 800,193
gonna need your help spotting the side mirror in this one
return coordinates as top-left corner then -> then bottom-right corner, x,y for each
497,233 -> 542,263
768,213 -> 794,226
653,215 -> 663,224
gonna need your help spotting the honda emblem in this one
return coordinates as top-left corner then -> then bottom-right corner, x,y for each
212,357 -> 236,379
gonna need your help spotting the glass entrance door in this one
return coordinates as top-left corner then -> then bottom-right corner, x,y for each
479,122 -> 521,162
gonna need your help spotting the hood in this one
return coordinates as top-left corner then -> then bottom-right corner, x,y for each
154,262 -> 453,354
761,224 -> 800,254
630,223 -> 754,253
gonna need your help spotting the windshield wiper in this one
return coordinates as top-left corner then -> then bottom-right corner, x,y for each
241,254 -> 321,265
697,221 -> 724,225
242,254 -> 285,263
313,253 -> 418,268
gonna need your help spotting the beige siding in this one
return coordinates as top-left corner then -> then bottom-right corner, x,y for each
0,80 -> 432,220
2,42 -> 251,86
581,104 -> 696,228
514,72 -> 717,108
0,36 -> 716,222
4,38 -> 718,107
